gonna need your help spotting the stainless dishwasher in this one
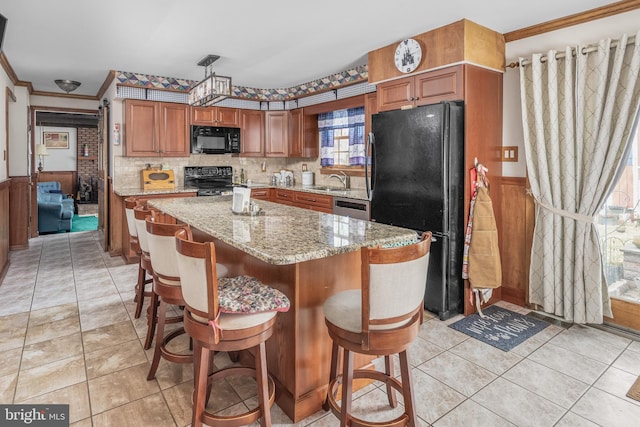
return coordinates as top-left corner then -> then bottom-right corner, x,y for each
333,196 -> 370,220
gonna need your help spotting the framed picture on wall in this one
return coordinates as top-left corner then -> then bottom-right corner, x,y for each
43,131 -> 69,149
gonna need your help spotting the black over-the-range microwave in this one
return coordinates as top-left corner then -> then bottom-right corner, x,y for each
190,125 -> 240,154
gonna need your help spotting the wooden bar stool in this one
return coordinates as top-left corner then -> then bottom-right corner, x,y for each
174,229 -> 290,427
133,204 -> 163,350
322,232 -> 432,427
124,197 -> 152,319
145,214 -> 194,380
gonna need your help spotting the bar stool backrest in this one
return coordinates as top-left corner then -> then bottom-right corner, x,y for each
145,217 -> 191,279
174,229 -> 220,322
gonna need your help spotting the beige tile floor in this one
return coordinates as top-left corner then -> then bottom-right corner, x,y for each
1,231 -> 640,426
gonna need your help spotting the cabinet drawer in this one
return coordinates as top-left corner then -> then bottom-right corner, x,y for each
293,191 -> 333,210
273,189 -> 295,205
250,188 -> 272,200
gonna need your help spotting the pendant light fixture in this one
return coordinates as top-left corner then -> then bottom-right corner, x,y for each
188,54 -> 231,106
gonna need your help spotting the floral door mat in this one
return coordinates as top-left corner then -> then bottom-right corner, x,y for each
627,375 -> 640,402
448,305 -> 550,352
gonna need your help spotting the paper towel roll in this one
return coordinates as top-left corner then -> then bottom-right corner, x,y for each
302,171 -> 314,186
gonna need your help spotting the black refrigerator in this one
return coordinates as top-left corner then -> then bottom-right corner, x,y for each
367,101 -> 465,320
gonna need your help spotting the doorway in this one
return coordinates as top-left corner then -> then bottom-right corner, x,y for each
600,126 -> 640,333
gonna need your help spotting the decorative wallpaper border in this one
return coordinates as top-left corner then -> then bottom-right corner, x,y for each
115,65 -> 368,102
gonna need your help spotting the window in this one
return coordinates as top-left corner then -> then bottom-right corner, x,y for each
318,107 -> 365,169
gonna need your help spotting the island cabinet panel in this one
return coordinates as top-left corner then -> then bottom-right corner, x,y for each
240,109 -> 265,157
123,99 -> 189,157
199,236 -> 372,422
190,106 -> 239,127
265,111 -> 289,157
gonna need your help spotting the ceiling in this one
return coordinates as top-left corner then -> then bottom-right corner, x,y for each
0,0 -> 621,98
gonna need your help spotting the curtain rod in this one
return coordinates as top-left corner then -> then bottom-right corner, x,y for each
506,35 -> 637,69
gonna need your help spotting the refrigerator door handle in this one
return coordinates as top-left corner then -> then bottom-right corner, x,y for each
365,132 -> 374,199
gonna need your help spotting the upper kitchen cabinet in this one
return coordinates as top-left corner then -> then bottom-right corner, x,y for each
376,65 -> 463,112
265,111 -> 289,157
190,106 -> 240,127
240,109 -> 265,157
123,99 -> 190,157
289,108 -> 318,158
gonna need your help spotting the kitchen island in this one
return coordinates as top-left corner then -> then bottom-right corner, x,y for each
148,196 -> 417,422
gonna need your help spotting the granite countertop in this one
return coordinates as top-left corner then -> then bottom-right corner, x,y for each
148,196 -> 415,265
113,186 -> 198,197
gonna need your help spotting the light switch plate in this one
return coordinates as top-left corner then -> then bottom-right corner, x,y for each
501,146 -> 518,162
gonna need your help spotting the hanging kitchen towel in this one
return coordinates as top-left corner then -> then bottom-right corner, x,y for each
468,185 -> 502,290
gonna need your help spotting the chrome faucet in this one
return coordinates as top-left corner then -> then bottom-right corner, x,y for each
329,171 -> 350,190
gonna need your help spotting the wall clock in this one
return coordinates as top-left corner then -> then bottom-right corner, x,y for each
394,39 -> 422,74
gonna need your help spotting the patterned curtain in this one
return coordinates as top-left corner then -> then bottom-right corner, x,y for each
348,107 -> 365,166
319,107 -> 365,166
519,31 -> 640,323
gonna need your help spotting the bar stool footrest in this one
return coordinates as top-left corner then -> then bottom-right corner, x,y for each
326,369 -> 407,427
201,366 -> 275,427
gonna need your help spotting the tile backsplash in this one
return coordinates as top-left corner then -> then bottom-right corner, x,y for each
113,155 -> 366,190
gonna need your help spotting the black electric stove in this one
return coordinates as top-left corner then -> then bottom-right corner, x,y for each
184,166 -> 234,196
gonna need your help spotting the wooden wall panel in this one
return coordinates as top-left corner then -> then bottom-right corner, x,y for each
498,177 -> 531,306
37,171 -> 77,198
0,179 -> 10,280
9,176 -> 29,249
368,19 -> 504,84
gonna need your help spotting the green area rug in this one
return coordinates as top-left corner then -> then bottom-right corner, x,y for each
71,214 -> 98,232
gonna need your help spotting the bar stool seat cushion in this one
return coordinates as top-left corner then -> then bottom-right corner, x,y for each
191,310 -> 277,331
218,275 -> 290,314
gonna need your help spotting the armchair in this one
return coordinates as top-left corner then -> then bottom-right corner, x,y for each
37,181 -> 74,233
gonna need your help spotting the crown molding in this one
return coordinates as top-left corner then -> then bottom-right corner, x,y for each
504,0 -> 640,42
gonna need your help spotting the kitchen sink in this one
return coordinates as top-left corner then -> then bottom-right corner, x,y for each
307,186 -> 344,192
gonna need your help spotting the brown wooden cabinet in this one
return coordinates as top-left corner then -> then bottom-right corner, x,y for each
190,106 -> 239,127
265,111 -> 289,157
364,92 -> 378,137
376,65 -> 464,112
240,109 -> 265,157
270,188 -> 333,213
289,108 -> 319,158
123,99 -> 189,157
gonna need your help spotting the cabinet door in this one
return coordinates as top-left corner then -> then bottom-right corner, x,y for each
365,92 -> 378,136
265,111 -> 288,157
190,107 -> 215,125
240,110 -> 265,157
414,65 -> 464,106
289,109 -> 319,158
289,109 -> 303,157
216,107 -> 240,127
124,99 -> 159,156
376,76 -> 414,112
160,103 -> 190,157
